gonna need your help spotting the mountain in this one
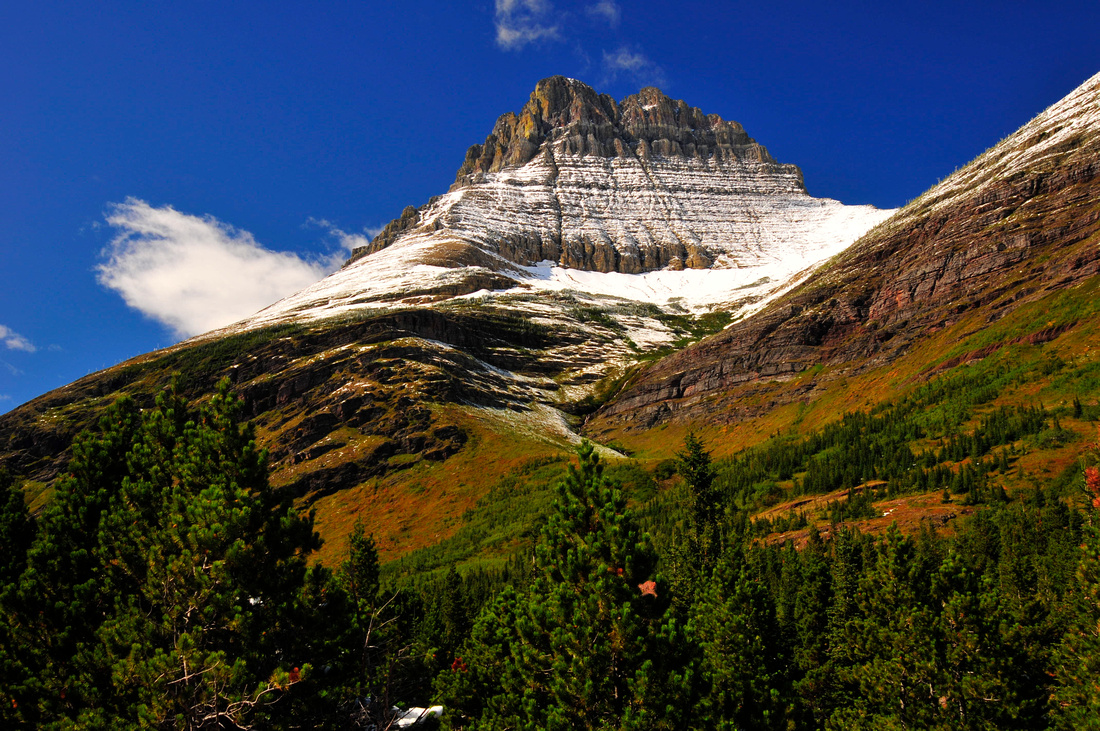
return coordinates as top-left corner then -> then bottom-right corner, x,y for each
3,72 -> 1099,564
228,76 -> 889,331
589,70 -> 1100,441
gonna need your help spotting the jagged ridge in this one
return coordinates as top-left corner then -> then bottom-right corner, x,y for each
341,76 -> 885,281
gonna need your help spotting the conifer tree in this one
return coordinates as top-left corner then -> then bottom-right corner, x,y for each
339,518 -> 430,727
0,467 -> 34,585
789,526 -> 835,726
1051,459 -> 1100,728
0,468 -> 37,726
666,432 -> 723,602
436,441 -> 698,730
677,432 -> 720,527
342,519 -> 382,614
693,548 -> 788,730
829,525 -> 940,728
1,379 -> 352,729
2,394 -> 144,727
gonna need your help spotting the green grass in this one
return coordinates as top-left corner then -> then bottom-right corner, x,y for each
382,454 -> 661,584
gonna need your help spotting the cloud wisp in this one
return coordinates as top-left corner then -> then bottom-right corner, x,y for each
602,46 -> 666,88
585,0 -> 620,26
99,199 -> 342,340
495,0 -> 561,50
490,1 -> 667,92
0,325 -> 35,353
307,217 -> 381,252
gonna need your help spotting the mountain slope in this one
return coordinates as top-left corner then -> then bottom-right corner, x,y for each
0,78 -> 894,561
589,70 -> 1100,439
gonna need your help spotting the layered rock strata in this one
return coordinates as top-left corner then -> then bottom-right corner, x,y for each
250,77 -> 889,330
590,70 -> 1100,432
350,76 -> 879,276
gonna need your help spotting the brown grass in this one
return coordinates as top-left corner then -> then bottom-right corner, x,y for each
307,404 -> 572,567
756,487 -> 974,550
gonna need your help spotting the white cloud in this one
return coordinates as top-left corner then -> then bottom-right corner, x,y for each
0,325 -> 35,353
602,46 -> 667,88
99,199 -> 341,339
586,0 -> 620,26
495,0 -> 561,50
0,394 -> 10,402
307,217 -> 379,251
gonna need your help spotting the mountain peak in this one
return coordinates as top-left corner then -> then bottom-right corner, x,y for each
312,77 -> 891,321
452,77 -> 776,186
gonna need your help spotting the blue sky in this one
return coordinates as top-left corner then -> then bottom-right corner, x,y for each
2,0 -> 1099,413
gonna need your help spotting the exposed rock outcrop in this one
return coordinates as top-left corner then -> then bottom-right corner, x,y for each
345,76 -> 882,281
450,77 -> 776,181
590,70 -> 1100,432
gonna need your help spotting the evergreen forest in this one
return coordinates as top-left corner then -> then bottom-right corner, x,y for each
3,378 -> 1100,730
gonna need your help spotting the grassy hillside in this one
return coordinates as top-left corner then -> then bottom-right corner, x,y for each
384,274 -> 1099,581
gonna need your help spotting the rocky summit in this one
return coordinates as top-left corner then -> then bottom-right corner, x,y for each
235,76 -> 890,333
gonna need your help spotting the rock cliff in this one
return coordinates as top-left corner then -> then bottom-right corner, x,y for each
589,70 -> 1100,433
451,76 -> 778,181
337,76 -> 886,287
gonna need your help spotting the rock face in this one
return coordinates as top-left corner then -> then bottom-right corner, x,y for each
451,77 -> 778,181
358,76 -> 876,277
589,70 -> 1100,432
237,77 -> 889,331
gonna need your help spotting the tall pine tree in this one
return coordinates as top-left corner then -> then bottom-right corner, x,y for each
1,379 -> 354,729
436,441 -> 698,730
1051,458 -> 1100,729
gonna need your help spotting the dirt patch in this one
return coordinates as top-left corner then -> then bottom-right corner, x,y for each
755,487 -> 976,549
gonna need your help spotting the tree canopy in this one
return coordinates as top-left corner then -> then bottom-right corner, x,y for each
0,380 -> 349,730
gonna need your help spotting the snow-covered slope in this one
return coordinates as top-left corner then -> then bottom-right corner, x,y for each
886,69 -> 1100,228
215,78 -> 893,338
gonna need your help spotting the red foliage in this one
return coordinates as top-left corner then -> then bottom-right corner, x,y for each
1086,467 -> 1100,508
637,580 -> 657,598
451,657 -> 468,673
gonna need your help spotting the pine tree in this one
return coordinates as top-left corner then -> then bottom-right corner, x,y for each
0,468 -> 37,727
338,518 -> 431,727
677,432 -> 720,527
829,525 -> 940,728
789,526 -> 835,726
693,548 -> 788,729
342,519 -> 382,614
1051,462 -> 1100,728
436,441 -> 698,730
2,394 -> 144,727
2,379 -> 352,729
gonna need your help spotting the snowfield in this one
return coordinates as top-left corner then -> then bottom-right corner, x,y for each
212,138 -> 894,338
